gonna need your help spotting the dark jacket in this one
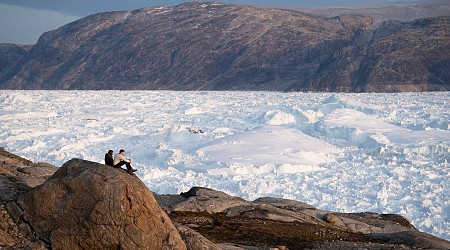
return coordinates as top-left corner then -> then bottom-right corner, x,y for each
105,153 -> 114,166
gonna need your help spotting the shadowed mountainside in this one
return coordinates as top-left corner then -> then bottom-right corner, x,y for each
0,44 -> 28,81
0,1 -> 449,92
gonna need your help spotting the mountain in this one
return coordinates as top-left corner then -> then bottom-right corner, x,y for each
0,1 -> 449,92
296,0 -> 450,25
292,17 -> 450,92
0,44 -> 28,81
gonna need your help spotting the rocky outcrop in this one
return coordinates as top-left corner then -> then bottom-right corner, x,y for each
0,1 -> 448,92
175,224 -> 222,250
1,149 -> 450,249
159,187 -> 450,249
0,147 -> 58,204
0,147 -> 58,248
4,158 -> 186,249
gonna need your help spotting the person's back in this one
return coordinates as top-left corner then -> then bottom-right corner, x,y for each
105,150 -> 114,166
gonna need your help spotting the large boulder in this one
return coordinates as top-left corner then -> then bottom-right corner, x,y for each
6,159 -> 186,250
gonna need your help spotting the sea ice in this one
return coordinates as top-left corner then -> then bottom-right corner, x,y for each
0,90 -> 449,241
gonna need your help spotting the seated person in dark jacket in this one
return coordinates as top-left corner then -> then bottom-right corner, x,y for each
105,150 -> 114,166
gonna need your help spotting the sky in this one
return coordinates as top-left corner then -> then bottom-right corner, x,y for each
0,0 -> 424,44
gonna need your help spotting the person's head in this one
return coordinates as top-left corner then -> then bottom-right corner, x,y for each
108,150 -> 113,155
119,149 -> 125,155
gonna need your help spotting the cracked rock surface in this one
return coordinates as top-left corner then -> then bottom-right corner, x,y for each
3,157 -> 186,250
158,187 -> 450,249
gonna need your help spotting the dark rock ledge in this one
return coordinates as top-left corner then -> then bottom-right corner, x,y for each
1,148 -> 449,249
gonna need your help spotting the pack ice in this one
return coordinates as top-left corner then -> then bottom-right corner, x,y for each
0,90 -> 448,241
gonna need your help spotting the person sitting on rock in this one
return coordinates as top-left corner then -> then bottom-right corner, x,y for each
113,149 -> 137,174
105,149 -> 114,167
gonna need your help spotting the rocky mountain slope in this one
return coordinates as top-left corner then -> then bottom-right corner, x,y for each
0,1 -> 449,92
2,148 -> 450,249
297,0 -> 450,25
0,44 -> 28,81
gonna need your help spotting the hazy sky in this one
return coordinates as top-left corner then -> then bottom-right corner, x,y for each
0,0 -> 423,44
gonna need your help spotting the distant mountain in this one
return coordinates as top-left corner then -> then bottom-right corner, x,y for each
0,44 -> 27,81
0,1 -> 449,92
296,0 -> 450,25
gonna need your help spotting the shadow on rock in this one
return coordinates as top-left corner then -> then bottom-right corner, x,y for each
6,159 -> 186,250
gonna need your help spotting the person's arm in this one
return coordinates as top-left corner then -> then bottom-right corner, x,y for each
118,154 -> 131,163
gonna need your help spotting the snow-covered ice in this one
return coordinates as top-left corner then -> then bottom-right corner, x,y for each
0,90 -> 449,240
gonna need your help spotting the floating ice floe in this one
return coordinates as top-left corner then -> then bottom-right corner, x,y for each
197,125 -> 337,168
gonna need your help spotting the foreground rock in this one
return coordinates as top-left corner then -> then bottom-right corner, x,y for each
4,158 -> 186,249
156,187 -> 450,249
1,150 -> 449,249
0,1 -> 448,92
0,147 -> 58,248
0,147 -> 58,204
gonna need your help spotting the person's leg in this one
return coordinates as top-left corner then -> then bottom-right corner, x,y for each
125,163 -> 137,173
125,162 -> 132,170
114,161 -> 136,173
114,161 -> 126,168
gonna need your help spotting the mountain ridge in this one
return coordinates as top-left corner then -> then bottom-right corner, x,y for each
0,1 -> 449,92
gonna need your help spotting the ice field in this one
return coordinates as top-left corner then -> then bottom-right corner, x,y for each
0,90 -> 449,240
